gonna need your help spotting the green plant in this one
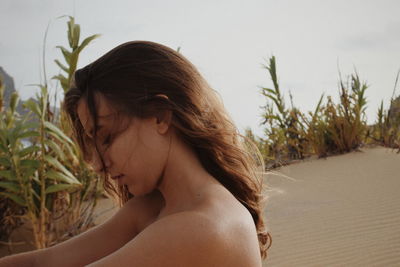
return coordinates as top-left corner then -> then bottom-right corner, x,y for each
257,57 -> 369,164
299,94 -> 329,157
49,16 -> 102,244
259,56 -> 307,165
0,16 -> 100,250
0,76 -> 25,246
53,16 -> 100,93
367,70 -> 400,149
0,81 -> 87,248
369,98 -> 400,148
323,74 -> 368,153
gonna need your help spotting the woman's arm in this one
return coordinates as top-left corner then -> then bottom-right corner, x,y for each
0,249 -> 39,267
0,207 -> 135,267
0,194 -> 159,267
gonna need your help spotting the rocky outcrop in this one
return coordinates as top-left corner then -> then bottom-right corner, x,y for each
0,67 -> 60,119
0,66 -> 17,108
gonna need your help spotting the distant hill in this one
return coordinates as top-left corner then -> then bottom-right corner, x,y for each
0,66 -> 17,108
0,66 -> 31,117
0,67 -> 60,119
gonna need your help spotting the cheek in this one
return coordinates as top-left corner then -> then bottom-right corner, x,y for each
138,130 -> 172,189
105,125 -> 157,176
107,127 -> 141,167
106,123 -> 169,187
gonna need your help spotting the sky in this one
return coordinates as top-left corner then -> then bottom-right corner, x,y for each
1,0 -> 399,137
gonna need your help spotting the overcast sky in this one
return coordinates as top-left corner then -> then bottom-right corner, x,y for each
1,0 -> 399,137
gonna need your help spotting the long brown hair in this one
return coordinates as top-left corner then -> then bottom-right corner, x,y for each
64,40 -> 272,258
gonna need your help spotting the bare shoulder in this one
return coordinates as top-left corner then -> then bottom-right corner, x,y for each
88,192 -> 262,267
202,189 -> 263,266
122,189 -> 164,231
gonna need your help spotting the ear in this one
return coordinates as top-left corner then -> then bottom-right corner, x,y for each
154,94 -> 172,135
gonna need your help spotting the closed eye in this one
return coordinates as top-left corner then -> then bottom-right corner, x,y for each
102,134 -> 112,145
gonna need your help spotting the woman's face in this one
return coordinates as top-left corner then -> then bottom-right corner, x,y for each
76,93 -> 171,197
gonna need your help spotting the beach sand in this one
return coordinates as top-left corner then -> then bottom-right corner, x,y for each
262,146 -> 400,266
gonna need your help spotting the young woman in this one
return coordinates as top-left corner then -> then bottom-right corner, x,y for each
0,41 -> 271,266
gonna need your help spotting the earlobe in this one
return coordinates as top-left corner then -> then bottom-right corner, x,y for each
154,94 -> 171,135
156,110 -> 172,135
155,94 -> 169,101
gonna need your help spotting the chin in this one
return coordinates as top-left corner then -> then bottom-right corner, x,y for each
127,184 -> 151,197
127,185 -> 156,196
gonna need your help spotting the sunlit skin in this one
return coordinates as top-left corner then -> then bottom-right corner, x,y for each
0,93 -> 262,267
77,95 -> 259,266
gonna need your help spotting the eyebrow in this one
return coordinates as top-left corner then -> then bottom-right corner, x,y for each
84,112 -> 115,138
98,113 -> 115,118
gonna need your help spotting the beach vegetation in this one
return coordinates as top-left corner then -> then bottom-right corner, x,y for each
0,16 -> 100,251
251,56 -> 397,168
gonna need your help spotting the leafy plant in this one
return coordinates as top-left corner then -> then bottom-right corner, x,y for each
0,82 -> 85,248
299,94 -> 328,157
260,56 -> 307,166
258,56 -> 370,165
53,16 -> 100,93
49,16 -> 102,244
323,74 -> 368,153
367,70 -> 400,149
0,16 -> 100,250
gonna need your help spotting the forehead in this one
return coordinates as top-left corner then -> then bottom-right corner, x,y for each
77,93 -> 115,131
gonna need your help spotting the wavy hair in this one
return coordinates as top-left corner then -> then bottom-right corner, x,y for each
63,41 -> 272,258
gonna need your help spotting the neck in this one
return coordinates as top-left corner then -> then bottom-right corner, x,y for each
156,132 -> 218,215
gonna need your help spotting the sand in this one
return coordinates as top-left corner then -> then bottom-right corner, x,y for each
262,146 -> 400,266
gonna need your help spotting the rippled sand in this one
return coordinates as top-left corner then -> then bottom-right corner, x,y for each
262,146 -> 400,266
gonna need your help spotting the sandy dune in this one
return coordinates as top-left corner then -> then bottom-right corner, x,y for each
262,146 -> 400,266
